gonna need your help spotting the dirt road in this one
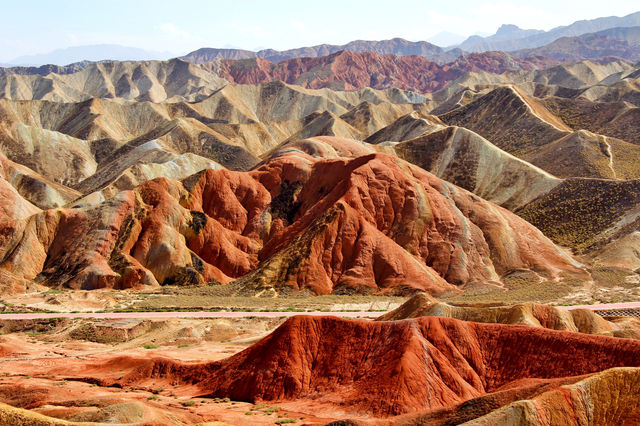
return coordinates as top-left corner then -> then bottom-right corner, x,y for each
2,301 -> 640,320
560,301 -> 640,311
0,311 -> 386,320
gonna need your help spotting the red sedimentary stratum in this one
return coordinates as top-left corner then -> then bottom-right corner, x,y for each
216,50 -> 556,93
65,315 -> 640,421
0,137 -> 582,295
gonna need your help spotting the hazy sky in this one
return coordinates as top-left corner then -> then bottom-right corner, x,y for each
1,0 -> 638,61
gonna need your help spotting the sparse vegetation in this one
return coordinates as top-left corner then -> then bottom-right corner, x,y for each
444,278 -> 582,305
517,179 -> 640,252
125,287 -> 405,312
143,344 -> 158,350
592,267 -> 637,289
245,403 -> 281,416
543,98 -> 640,146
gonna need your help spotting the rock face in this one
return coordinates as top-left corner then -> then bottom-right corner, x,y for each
466,367 -> 640,426
72,139 -> 224,202
0,59 -> 228,102
359,110 -> 640,256
429,82 -> 640,254
0,82 -> 427,186
216,50 -> 552,94
86,315 -> 640,419
0,153 -> 81,210
0,140 -> 582,294
440,85 -> 640,180
378,293 -> 640,339
0,175 -> 40,223
367,119 -> 562,211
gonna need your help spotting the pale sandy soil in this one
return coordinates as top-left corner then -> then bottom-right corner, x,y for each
1,288 -> 405,314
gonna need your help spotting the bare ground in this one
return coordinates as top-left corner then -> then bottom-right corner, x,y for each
0,317 -> 341,425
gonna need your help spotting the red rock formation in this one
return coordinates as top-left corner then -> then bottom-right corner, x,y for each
467,367 -> 640,425
0,138 -> 583,294
72,315 -> 640,418
378,293 -> 640,339
448,51 -> 558,73
217,50 -> 555,93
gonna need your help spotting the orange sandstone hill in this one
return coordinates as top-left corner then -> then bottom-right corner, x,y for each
0,138 -> 582,295
63,315 -> 640,422
378,293 -> 640,339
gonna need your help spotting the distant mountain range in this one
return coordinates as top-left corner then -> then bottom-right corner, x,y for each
456,24 -> 544,52
512,26 -> 640,62
182,12 -> 640,64
2,25 -> 639,95
7,44 -> 174,66
456,11 -> 640,52
2,11 -> 640,69
181,38 -> 463,64
0,62 -> 93,76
